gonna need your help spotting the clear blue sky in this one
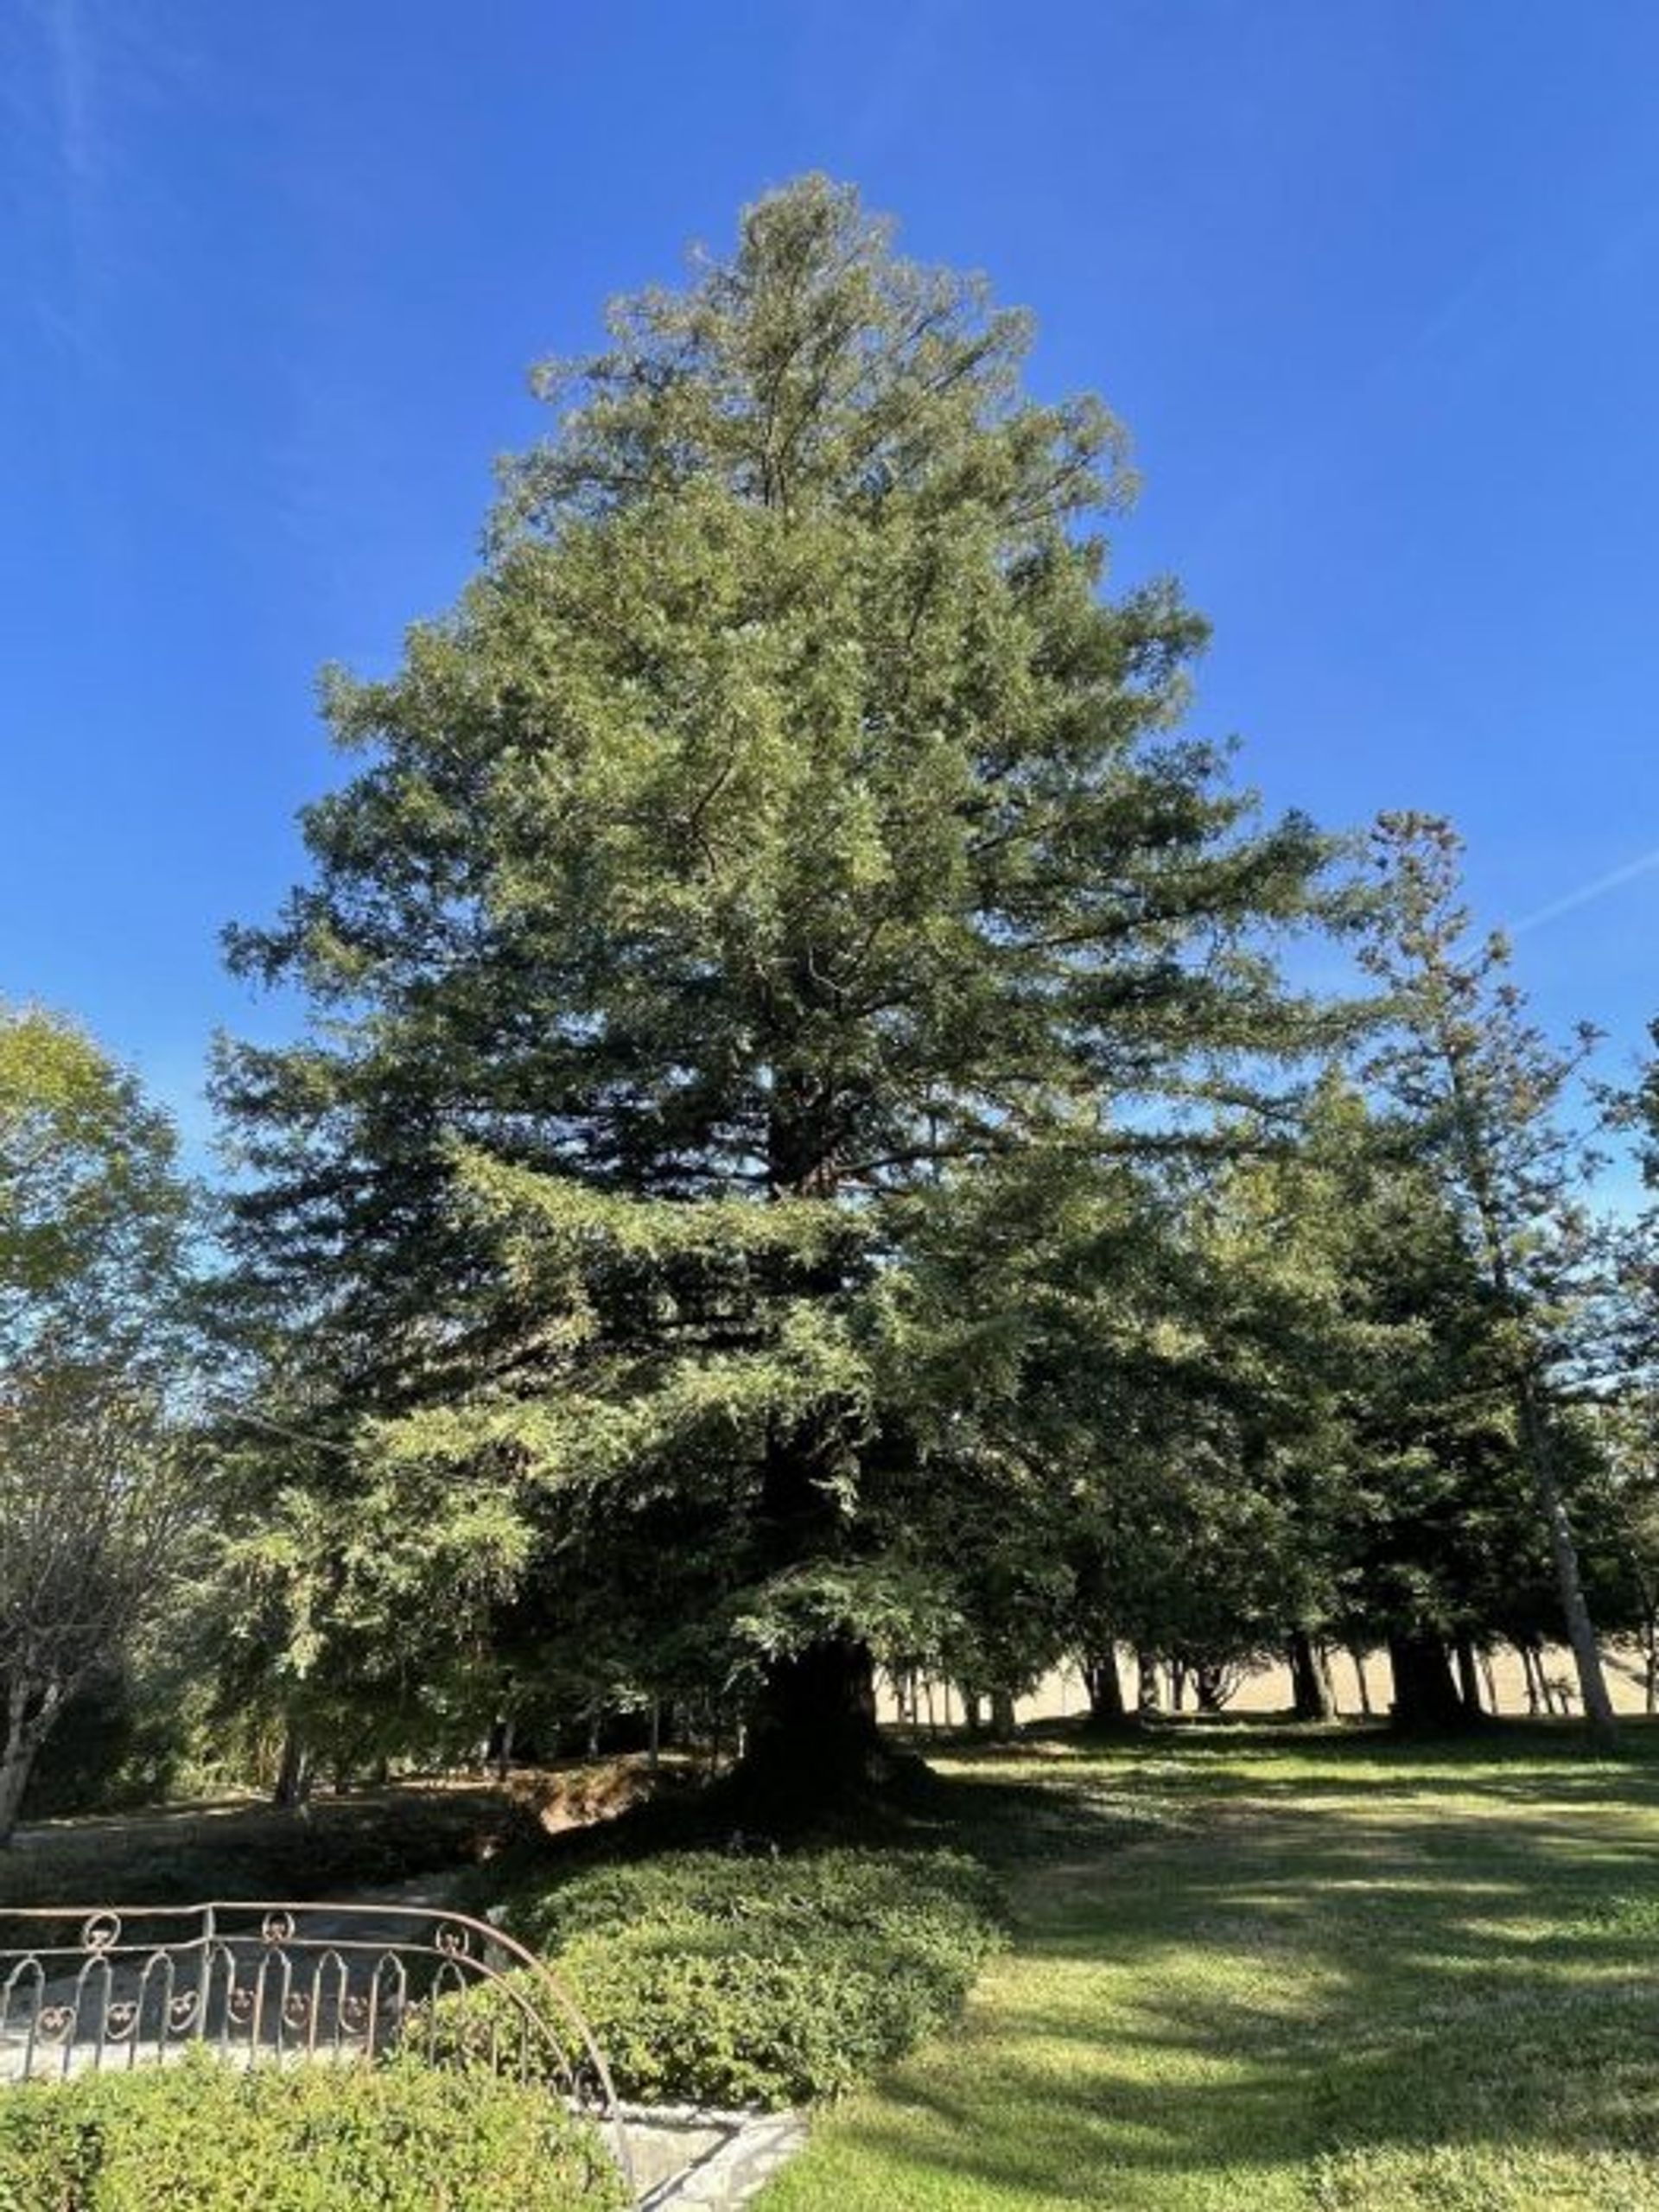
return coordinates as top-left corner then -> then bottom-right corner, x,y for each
4,1 -> 1658,1159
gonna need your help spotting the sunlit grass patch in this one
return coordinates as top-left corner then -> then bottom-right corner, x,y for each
760,1722 -> 1659,2211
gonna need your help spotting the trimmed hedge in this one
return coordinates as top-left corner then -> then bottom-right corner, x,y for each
437,1846 -> 1003,2107
0,2051 -> 626,2212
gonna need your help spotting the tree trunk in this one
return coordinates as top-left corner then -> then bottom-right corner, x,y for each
273,1726 -> 311,1808
1388,1631 -> 1465,1729
1168,1662 -> 1187,1713
0,1747 -> 31,1849
988,1687 -> 1018,1740
1516,1376 -> 1618,1742
957,1686 -> 984,1733
1287,1630 -> 1335,1721
1135,1649 -> 1161,1719
1530,1637 -> 1557,1716
1453,1633 -> 1485,1719
1346,1642 -> 1374,1719
1193,1663 -> 1227,1714
0,1683 -> 41,1849
736,1636 -> 887,1813
1083,1648 -> 1127,1726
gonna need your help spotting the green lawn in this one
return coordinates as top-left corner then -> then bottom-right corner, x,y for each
760,1723 -> 1659,2210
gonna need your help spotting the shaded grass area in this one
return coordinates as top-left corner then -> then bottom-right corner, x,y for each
761,1720 -> 1659,2210
0,1783 -> 535,1913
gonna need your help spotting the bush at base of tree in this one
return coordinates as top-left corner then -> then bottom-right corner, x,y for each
429,1846 -> 1003,2107
0,2050 -> 626,2211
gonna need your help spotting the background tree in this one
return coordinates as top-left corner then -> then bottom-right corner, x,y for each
216,177 -> 1346,1808
1361,814 -> 1616,1737
0,1002 -> 195,1841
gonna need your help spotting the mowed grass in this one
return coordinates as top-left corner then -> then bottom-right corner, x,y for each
760,1722 -> 1659,2210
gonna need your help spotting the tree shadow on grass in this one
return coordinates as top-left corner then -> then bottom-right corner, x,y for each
777,1727 -> 1659,2209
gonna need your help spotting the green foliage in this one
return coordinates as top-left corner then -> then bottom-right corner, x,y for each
433,1847 -> 1002,2107
18,1663 -> 186,1821
0,2051 -> 625,2212
0,1001 -> 188,1354
0,1001 -> 200,1841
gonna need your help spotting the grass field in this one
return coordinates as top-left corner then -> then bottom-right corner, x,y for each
761,1722 -> 1659,2211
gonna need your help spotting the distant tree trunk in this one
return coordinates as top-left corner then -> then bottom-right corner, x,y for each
1082,1648 -> 1127,1726
1453,1634 -> 1485,1719
1346,1642 -> 1374,1719
1193,1663 -> 1227,1714
957,1686 -> 984,1734
1514,1375 -> 1618,1743
1479,1649 -> 1499,1716
988,1687 -> 1018,1740
1135,1649 -> 1161,1719
0,1677 -> 61,1848
1530,1637 -> 1557,1716
273,1726 -> 312,1808
1168,1661 -> 1188,1713
1288,1630 -> 1335,1721
1388,1631 -> 1465,1730
0,1742 -> 32,1849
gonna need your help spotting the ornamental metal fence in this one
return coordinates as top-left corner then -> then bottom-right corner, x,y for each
0,1899 -> 632,2193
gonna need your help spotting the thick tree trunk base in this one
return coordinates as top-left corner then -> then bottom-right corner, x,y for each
728,1637 -> 916,1826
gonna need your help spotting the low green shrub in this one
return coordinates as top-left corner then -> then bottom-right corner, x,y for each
434,1846 -> 1003,2107
0,2051 -> 626,2212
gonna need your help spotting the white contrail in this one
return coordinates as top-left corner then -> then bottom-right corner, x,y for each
1512,843 -> 1659,935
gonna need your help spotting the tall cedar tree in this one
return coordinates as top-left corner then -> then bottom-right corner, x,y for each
216,180 -> 1340,1804
1363,813 -> 1616,1738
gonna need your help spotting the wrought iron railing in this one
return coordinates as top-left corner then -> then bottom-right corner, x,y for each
0,1900 -> 632,2191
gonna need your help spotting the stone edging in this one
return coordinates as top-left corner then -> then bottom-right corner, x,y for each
629,2106 -> 809,2209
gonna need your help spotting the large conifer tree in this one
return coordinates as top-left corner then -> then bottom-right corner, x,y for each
218,178 -> 1340,1802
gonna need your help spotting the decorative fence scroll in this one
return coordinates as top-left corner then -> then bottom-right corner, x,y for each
0,1900 -> 632,2191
